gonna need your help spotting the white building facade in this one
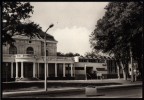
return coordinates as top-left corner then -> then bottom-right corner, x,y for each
2,32 -> 118,81
2,33 -> 75,81
74,56 -> 108,79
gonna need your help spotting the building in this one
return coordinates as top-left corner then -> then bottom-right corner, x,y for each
2,32 -> 118,82
2,32 -> 75,81
74,56 -> 107,79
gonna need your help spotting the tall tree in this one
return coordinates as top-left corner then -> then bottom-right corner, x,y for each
90,2 -> 143,81
2,2 -> 42,45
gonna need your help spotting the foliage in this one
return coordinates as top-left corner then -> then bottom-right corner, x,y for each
2,2 -> 42,45
57,52 -> 80,57
90,2 -> 143,79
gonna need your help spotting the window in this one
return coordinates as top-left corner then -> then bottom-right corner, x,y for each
26,47 -> 34,54
129,68 -> 131,71
29,41 -> 32,43
75,67 -> 84,70
9,45 -> 17,54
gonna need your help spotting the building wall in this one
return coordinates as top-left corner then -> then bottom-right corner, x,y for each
3,38 -> 57,56
74,62 -> 107,75
46,42 -> 57,56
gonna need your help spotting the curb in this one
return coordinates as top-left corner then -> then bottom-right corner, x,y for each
3,88 -> 84,98
85,83 -> 142,96
97,83 -> 142,90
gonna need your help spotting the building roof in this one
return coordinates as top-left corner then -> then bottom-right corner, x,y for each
39,31 -> 56,41
12,31 -> 56,41
3,22 -> 56,41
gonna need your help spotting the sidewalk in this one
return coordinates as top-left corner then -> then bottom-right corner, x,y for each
3,83 -> 142,98
3,87 -> 84,98
3,78 -> 142,84
2,79 -> 142,98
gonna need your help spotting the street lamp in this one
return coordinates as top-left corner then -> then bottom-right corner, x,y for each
44,24 -> 54,91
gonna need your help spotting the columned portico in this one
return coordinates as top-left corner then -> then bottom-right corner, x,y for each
21,62 -> 24,78
63,63 -> 66,77
3,54 -> 75,81
11,62 -> 13,78
16,62 -> 19,78
55,63 -> 57,77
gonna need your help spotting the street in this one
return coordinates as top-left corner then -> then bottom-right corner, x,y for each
8,86 -> 142,98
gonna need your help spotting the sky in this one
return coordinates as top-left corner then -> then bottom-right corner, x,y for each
29,2 -> 109,56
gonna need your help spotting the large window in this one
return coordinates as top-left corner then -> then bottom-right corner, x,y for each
26,47 -> 34,54
75,67 -> 84,70
9,45 -> 17,54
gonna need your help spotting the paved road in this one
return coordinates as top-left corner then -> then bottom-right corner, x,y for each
9,86 -> 142,98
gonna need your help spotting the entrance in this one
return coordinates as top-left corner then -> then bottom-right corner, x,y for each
86,67 -> 93,79
24,62 -> 33,78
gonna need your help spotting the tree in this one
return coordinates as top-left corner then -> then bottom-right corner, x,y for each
90,2 -> 143,81
57,52 -> 80,57
57,52 -> 65,57
84,51 -> 99,58
2,2 -> 42,45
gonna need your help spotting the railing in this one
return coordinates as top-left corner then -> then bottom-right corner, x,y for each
41,56 -> 74,61
3,54 -> 15,57
3,54 -> 36,59
15,54 -> 35,58
3,54 -> 74,61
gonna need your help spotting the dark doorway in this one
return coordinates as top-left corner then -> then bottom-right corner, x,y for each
24,62 -> 33,78
86,67 -> 93,79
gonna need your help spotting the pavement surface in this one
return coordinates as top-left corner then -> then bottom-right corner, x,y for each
3,78 -> 141,84
2,79 -> 143,98
14,86 -> 142,98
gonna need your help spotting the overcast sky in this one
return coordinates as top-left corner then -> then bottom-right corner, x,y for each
29,2 -> 109,56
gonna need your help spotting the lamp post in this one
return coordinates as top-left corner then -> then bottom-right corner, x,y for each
44,24 -> 54,91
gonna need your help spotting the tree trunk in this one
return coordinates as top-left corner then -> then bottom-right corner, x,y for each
125,62 -> 130,78
120,61 -> 127,80
137,59 -> 142,79
116,61 -> 121,79
130,48 -> 134,82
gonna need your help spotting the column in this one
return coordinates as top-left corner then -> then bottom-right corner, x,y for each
11,62 -> 13,78
21,62 -> 24,78
73,64 -> 75,77
55,63 -> 57,77
85,65 -> 87,80
38,63 -> 39,78
35,63 -> 37,78
70,63 -> 73,77
33,62 -> 36,78
16,62 -> 18,78
63,63 -> 65,77
47,63 -> 49,77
